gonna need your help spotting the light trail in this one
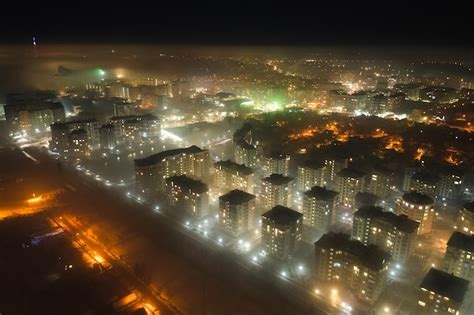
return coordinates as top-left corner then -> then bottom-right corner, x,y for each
21,150 -> 40,164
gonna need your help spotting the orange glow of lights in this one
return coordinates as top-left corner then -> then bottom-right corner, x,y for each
414,148 -> 426,161
27,195 -> 43,204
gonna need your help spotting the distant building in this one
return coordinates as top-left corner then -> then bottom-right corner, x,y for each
417,268 -> 469,315
166,175 -> 209,218
66,119 -> 100,147
296,159 -> 325,192
455,202 -> 474,235
214,160 -> 255,193
365,166 -> 393,198
352,206 -> 419,263
367,94 -> 388,114
134,146 -> 210,195
4,92 -> 65,133
443,231 -> 474,281
336,168 -> 365,208
314,232 -> 390,304
234,139 -> 258,167
438,167 -> 464,200
218,190 -> 256,236
396,192 -> 434,235
323,156 -> 349,187
99,123 -> 118,150
113,99 -> 140,117
260,174 -> 294,209
261,205 -> 303,260
302,186 -> 338,231
409,172 -> 440,200
110,114 -> 160,143
261,152 -> 290,177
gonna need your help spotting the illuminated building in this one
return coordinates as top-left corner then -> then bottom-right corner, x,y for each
336,168 -> 365,208
367,94 -> 388,114
438,167 -> 464,200
218,189 -> 256,237
50,123 -> 70,154
99,123 -> 118,150
4,92 -> 65,133
234,140 -> 258,168
396,192 -> 434,235
314,232 -> 390,304
261,205 -> 303,260
394,83 -> 423,101
417,268 -> 469,315
328,90 -> 367,111
166,175 -> 209,218
409,172 -> 440,200
134,145 -> 210,195
420,86 -> 458,104
387,92 -> 406,112
352,206 -> 419,263
113,99 -> 140,117
261,152 -> 290,177
443,231 -> 474,281
366,166 -> 393,198
214,160 -> 255,194
260,174 -> 294,209
233,123 -> 258,167
455,202 -> 474,235
296,159 -> 325,192
66,119 -> 100,147
302,186 -> 338,231
323,156 -> 349,187
110,114 -> 160,143
69,129 -> 89,157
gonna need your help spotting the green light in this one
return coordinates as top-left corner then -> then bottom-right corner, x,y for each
97,69 -> 105,76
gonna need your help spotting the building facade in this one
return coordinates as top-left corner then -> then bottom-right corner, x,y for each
166,175 -> 209,218
302,186 -> 338,231
396,192 -> 434,235
261,205 -> 303,260
218,189 -> 256,236
260,174 -> 294,210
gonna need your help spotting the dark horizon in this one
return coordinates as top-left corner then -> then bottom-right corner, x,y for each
0,10 -> 472,46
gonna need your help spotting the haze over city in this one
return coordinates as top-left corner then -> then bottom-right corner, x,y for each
0,9 -> 473,315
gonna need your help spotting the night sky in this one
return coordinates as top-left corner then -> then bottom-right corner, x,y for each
0,5 -> 472,46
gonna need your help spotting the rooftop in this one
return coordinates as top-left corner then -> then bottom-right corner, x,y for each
219,189 -> 256,205
262,174 -> 293,186
264,152 -> 290,160
447,231 -> 474,252
420,268 -> 469,303
402,191 -> 433,205
314,232 -> 390,271
299,159 -> 325,170
411,172 -> 440,184
463,201 -> 474,213
354,206 -> 419,234
234,138 -> 256,150
262,205 -> 302,226
304,186 -> 338,201
134,145 -> 205,167
338,168 -> 365,179
214,160 -> 254,175
165,175 -> 208,194
69,128 -> 87,135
